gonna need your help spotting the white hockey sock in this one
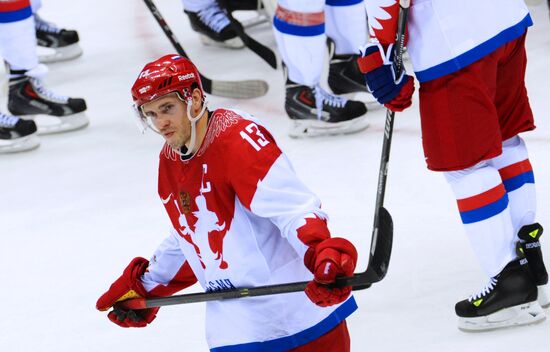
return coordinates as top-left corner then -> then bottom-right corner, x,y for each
0,4 -> 39,71
325,0 -> 367,55
444,162 -> 517,278
489,136 -> 536,235
273,1 -> 325,86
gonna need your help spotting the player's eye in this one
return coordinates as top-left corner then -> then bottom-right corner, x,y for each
144,111 -> 156,119
162,104 -> 174,114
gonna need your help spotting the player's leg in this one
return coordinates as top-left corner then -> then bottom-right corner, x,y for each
273,0 -> 368,137
182,0 -> 244,49
0,1 -> 88,135
325,0 -> 369,95
419,43 -> 544,331
30,0 -> 82,62
490,32 -> 548,307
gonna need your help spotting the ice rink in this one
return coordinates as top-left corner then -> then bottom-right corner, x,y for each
1,1 -> 549,351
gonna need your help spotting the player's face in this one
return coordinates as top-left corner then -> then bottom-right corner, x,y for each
141,93 -> 191,149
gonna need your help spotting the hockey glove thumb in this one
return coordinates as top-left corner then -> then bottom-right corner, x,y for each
96,257 -> 159,328
304,238 -> 358,307
358,42 -> 415,112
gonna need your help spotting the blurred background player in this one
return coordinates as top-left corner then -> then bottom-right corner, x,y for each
97,54 -> 358,352
181,0 -> 247,48
0,0 -> 88,150
31,0 -> 83,63
360,0 -> 547,331
272,0 -> 370,137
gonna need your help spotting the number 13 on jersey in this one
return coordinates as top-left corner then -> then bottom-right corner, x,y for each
240,123 -> 269,151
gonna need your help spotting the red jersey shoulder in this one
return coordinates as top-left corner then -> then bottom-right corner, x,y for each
212,109 -> 281,169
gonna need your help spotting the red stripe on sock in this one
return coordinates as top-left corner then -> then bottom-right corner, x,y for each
275,5 -> 324,26
498,159 -> 533,181
457,184 -> 506,212
0,0 -> 31,12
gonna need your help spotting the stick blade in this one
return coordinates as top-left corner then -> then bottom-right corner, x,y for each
206,78 -> 269,99
370,206 -> 393,282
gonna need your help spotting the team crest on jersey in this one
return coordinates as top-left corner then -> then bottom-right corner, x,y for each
179,191 -> 191,214
170,164 -> 230,270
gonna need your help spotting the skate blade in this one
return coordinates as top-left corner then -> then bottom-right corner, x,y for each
289,114 -> 369,138
37,43 -> 83,63
0,134 -> 40,154
200,35 -> 244,49
458,301 -> 546,332
538,285 -> 550,308
30,113 -> 89,135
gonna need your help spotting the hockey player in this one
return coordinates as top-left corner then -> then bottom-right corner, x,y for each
31,0 -> 83,63
359,0 -> 548,331
96,54 -> 359,351
0,0 -> 88,137
273,0 -> 371,137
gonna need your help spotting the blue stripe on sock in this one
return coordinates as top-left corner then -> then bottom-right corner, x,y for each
459,194 -> 509,224
326,0 -> 364,6
0,7 -> 32,23
503,171 -> 535,193
273,16 -> 325,37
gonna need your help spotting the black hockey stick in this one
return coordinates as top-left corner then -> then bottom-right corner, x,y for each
218,0 -> 278,69
367,0 -> 410,285
143,0 -> 268,99
116,223 -> 391,309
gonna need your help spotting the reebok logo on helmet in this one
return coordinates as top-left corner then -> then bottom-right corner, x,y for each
178,73 -> 195,81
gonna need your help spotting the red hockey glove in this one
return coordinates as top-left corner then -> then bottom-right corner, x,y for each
304,238 -> 358,307
96,257 -> 158,328
358,42 -> 415,112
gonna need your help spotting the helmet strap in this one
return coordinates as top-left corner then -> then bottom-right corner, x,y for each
179,93 -> 207,157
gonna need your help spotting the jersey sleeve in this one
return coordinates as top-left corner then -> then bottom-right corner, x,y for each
141,229 -> 197,297
224,118 -> 331,260
365,0 -> 400,45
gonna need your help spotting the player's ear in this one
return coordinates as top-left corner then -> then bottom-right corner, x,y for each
191,88 -> 203,114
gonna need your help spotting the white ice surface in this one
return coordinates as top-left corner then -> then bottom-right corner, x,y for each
1,1 -> 549,351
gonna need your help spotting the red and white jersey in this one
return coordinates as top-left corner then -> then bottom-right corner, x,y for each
141,109 -> 357,351
365,0 -> 532,82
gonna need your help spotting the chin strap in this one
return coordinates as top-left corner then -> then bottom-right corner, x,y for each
174,95 -> 208,157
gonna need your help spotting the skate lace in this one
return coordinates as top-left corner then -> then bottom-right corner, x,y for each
468,277 -> 498,302
197,5 -> 231,33
0,112 -> 18,128
30,78 -> 69,104
313,85 -> 346,120
34,14 -> 61,34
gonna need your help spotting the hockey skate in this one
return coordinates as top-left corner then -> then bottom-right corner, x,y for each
35,14 -> 83,63
455,258 -> 545,332
8,74 -> 88,135
0,112 -> 40,153
518,223 -> 549,308
327,40 -> 378,107
184,3 -> 244,49
285,79 -> 368,138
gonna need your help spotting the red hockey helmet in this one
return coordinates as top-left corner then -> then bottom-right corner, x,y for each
131,54 -> 203,108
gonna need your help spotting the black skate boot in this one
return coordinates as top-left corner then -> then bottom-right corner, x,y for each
518,223 -> 549,308
328,53 -> 369,95
35,14 -> 83,63
8,72 -> 89,135
285,78 -> 368,138
0,112 -> 40,153
184,3 -> 244,49
455,258 -> 545,332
